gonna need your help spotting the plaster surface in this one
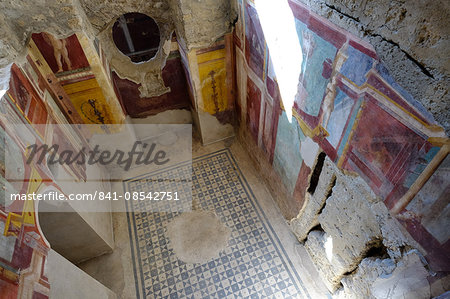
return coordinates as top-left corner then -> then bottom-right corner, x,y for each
166,210 -> 231,264
47,249 -> 116,299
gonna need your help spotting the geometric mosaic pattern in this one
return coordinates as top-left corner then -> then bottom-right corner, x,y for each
125,158 -> 192,213
125,149 -> 311,298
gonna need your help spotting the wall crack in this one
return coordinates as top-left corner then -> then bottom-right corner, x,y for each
368,32 -> 435,79
323,3 -> 360,23
322,1 -> 435,79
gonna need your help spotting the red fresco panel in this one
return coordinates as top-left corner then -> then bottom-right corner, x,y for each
112,57 -> 190,118
342,97 -> 429,198
308,16 -> 347,49
32,33 -> 90,73
288,0 -> 311,23
367,74 -> 430,124
246,76 -> 261,143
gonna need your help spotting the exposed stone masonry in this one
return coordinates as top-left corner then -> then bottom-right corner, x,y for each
290,154 -> 436,296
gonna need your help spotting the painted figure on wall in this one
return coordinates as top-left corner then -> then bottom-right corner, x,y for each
32,33 -> 89,75
42,32 -> 72,73
8,65 -> 48,136
293,23 -> 337,117
8,67 -> 33,113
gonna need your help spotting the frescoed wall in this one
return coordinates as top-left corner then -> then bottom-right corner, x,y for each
0,32 -> 120,297
179,36 -> 235,144
234,0 -> 449,279
244,2 -> 265,80
30,33 -> 125,128
112,39 -> 191,118
197,44 -> 231,123
1,68 -> 57,298
245,77 -> 261,143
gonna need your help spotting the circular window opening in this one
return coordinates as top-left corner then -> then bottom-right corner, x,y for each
112,13 -> 160,63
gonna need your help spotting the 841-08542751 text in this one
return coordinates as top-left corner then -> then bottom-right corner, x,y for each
105,191 -> 179,201
89,191 -> 180,201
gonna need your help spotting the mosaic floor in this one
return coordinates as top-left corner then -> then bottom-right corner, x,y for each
124,149 -> 311,298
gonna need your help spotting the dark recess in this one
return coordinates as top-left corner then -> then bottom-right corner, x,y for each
307,152 -> 326,195
112,12 -> 160,63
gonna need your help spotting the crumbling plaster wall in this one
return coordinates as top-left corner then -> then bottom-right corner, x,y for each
169,0 -> 236,50
0,0 -> 235,97
299,0 -> 450,134
0,0 -> 92,90
291,155 -> 437,296
80,0 -> 175,97
0,0 -> 236,147
81,0 -> 235,98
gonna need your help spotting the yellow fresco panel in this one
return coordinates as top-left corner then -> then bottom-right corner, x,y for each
76,33 -> 125,125
197,48 -> 226,64
198,49 -> 228,115
23,168 -> 42,225
62,78 -> 100,94
62,79 -> 119,127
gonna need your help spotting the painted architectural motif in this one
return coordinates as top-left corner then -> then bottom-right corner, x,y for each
0,32 -> 121,297
1,68 -> 52,298
235,0 -> 449,273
